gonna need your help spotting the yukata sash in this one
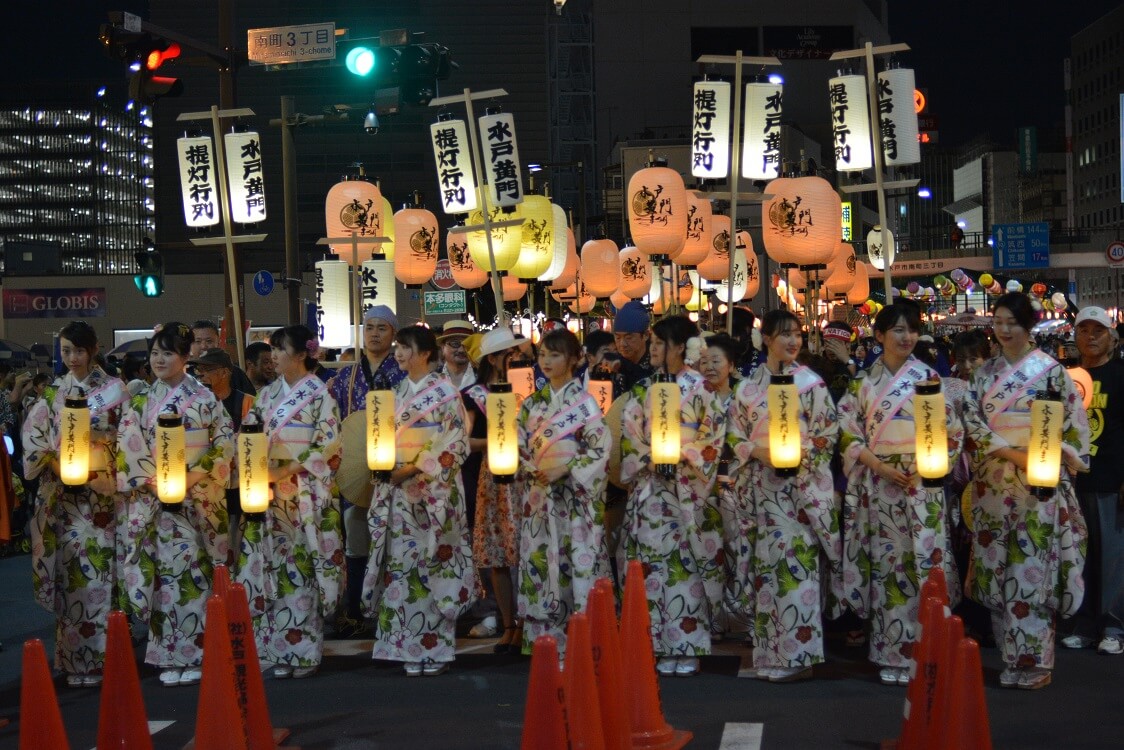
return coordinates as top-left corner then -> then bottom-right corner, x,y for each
866,358 -> 932,450
527,389 -> 600,466
143,382 -> 204,433
742,366 -> 821,443
981,351 -> 1055,447
395,379 -> 458,439
264,376 -> 326,450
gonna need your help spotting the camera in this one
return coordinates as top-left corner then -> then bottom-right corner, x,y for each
363,109 -> 379,134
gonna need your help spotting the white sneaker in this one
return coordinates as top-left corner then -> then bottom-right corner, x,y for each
1062,634 -> 1093,649
1098,636 -> 1123,655
468,615 -> 498,638
656,658 -> 677,676
769,666 -> 813,683
674,657 -> 700,677
896,667 -> 911,686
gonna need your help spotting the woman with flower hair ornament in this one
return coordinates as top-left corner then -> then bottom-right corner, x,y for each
619,315 -> 725,677
237,325 -> 342,679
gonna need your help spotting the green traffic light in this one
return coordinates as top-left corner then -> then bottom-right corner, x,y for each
134,274 -> 162,297
345,46 -> 376,76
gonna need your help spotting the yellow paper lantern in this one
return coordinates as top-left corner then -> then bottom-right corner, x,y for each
511,195 -> 555,281
59,390 -> 91,486
618,246 -> 652,299
768,374 -> 801,476
685,270 -> 707,312
155,412 -> 186,504
913,381 -> 949,487
676,191 -> 713,267
486,383 -> 519,482
447,229 -> 488,290
649,374 -> 681,475
587,378 -> 612,415
467,204 -> 522,273
581,239 -> 620,298
366,390 -> 396,473
1026,390 -> 1064,494
393,205 -> 440,287
628,166 -> 688,259
761,176 -> 842,267
238,420 -> 270,514
698,215 -> 731,282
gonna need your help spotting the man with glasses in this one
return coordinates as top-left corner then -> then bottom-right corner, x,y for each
437,320 -> 475,388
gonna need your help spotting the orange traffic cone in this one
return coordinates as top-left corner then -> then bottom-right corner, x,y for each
619,560 -> 691,750
96,611 -> 153,749
942,639 -> 992,750
564,613 -> 606,750
929,615 -> 965,750
189,595 -> 248,750
520,635 -> 569,750
920,566 -> 949,606
213,563 -> 232,600
587,578 -> 632,750
19,639 -> 69,750
894,595 -> 946,750
226,582 -> 294,749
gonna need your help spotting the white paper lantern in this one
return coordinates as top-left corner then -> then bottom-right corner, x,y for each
876,67 -> 921,167
742,82 -> 783,181
315,260 -> 352,348
539,204 -> 570,283
361,259 -> 397,319
223,130 -> 267,224
429,118 -> 478,214
618,246 -> 652,298
867,226 -> 896,271
477,112 -> 524,208
827,74 -> 873,172
177,135 -> 220,228
690,81 -> 731,179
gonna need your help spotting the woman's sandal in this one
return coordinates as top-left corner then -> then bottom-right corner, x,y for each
494,626 -> 517,654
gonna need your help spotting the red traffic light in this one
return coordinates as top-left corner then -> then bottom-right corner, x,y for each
145,42 -> 181,71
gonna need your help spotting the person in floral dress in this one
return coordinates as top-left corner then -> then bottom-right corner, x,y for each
962,292 -> 1089,690
838,303 -> 963,686
361,325 -> 476,676
619,315 -> 725,678
726,310 -> 839,682
23,321 -> 128,688
516,329 -> 610,660
116,322 -> 234,688
238,325 -> 342,679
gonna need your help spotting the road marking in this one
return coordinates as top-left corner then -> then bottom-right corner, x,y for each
88,721 -> 174,749
719,722 -> 764,750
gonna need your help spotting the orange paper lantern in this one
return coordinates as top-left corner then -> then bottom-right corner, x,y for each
697,214 -> 732,281
761,176 -> 842,267
675,191 -> 713,267
324,177 -> 387,264
502,275 -> 527,301
847,264 -> 870,305
393,206 -> 440,286
581,239 -> 620,298
627,166 -> 688,258
609,289 -> 633,309
447,229 -> 488,289
823,243 -> 858,298
618,246 -> 652,298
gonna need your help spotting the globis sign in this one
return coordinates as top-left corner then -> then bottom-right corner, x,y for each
2,288 -> 107,319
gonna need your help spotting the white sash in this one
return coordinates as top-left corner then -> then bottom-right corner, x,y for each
394,378 -> 458,466
866,358 -> 932,450
143,382 -> 204,433
264,375 -> 326,441
528,388 -> 601,465
982,350 -> 1055,419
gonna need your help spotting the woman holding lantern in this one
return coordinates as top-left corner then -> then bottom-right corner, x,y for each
515,329 -> 610,659
619,315 -> 725,678
726,310 -> 840,682
361,325 -> 476,677
962,292 -> 1089,690
116,323 -> 234,687
22,321 -> 129,688
237,325 -> 342,680
837,303 -> 963,686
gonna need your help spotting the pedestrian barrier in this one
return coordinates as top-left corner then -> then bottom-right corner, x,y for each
19,639 -> 70,750
97,611 -> 153,749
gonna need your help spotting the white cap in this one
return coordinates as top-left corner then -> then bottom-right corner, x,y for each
478,327 -> 521,358
1075,306 -> 1114,329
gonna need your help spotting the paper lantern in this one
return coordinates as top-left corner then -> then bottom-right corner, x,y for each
618,246 -> 652,298
365,390 -> 396,474
177,135 -> 220,228
467,204 -> 522,272
477,112 -> 524,208
768,374 -> 800,476
429,118 -> 478,214
690,80 -> 731,180
913,381 -> 948,487
377,196 -> 396,260
685,270 -> 707,312
360,259 -> 397,320
876,67 -> 921,167
1026,390 -> 1063,495
315,260 -> 352,349
502,275 -> 527,301
609,289 -> 633,309
762,176 -> 842,267
587,378 -> 612,415
508,361 -> 536,403
698,214 -> 731,281
568,290 -> 597,314
675,270 -> 694,304
325,177 -> 383,260
59,390 -> 90,486
510,195 -> 555,281
867,226 -> 896,271
447,229 -> 488,289
224,130 -> 267,224
393,206 -> 440,287
1067,367 -> 1094,409
744,247 -> 761,300
628,166 -> 688,258
486,383 -> 518,482
550,231 -> 579,290
742,81 -> 784,180
238,420 -> 270,514
155,412 -> 186,504
649,373 -> 681,476
651,278 -> 675,315
539,204 -> 570,282
581,239 -> 620,298
1051,292 -> 1068,311
827,73 -> 873,172
824,243 -> 858,297
677,192 -> 713,267
714,241 -> 748,304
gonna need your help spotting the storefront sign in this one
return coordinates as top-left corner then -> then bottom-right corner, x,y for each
3,288 -> 107,318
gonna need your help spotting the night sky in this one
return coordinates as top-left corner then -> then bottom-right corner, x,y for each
6,1 -> 1121,149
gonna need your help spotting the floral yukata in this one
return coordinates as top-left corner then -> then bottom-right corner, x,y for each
838,356 -> 963,668
516,378 -> 610,655
238,374 -> 343,670
116,376 -> 233,669
23,369 -> 128,675
361,372 -> 477,665
464,385 -> 518,568
963,350 -> 1089,670
726,364 -> 840,670
619,367 -> 725,657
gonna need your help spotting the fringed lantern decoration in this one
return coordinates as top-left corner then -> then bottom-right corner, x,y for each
238,418 -> 270,514
768,374 -> 801,477
60,389 -> 90,486
393,202 -> 440,288
676,191 -> 713,267
486,383 -> 518,482
649,372 -> 681,478
1026,387 -> 1064,497
324,176 -> 383,262
581,239 -> 620,298
913,381 -> 949,488
366,390 -> 396,476
762,176 -> 842,267
511,195 -> 555,282
698,215 -> 731,282
628,166 -> 688,259
155,412 -> 186,505
619,246 -> 652,298
447,228 -> 488,289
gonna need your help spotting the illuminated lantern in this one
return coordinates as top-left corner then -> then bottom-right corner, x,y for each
511,195 -> 555,281
377,195 -> 396,260
742,80 -> 784,180
1051,292 -> 1068,311
610,289 -> 633,309
486,383 -> 519,482
690,80 -> 731,180
501,275 -> 527,301
177,135 -> 220,228
649,373 -> 681,477
467,204 -> 522,273
447,229 -> 488,289
1030,282 -> 1048,298
224,129 -> 267,224
685,270 -> 707,312
568,290 -> 597,314
314,260 -> 352,349
1067,367 -> 1094,409
507,360 -> 536,403
823,243 -> 857,298
550,232 -> 579,290
59,389 -> 90,486
1026,389 -> 1064,496
581,239 -> 620,298
393,204 -> 440,287
698,215 -> 731,281
366,390 -> 396,473
618,246 -> 651,298
867,226 -> 896,271
827,73 -> 873,172
539,204 -> 570,283
628,166 -> 688,258
876,67 -> 921,167
913,381 -> 949,487
676,270 -> 694,304
587,378 -> 613,415
762,176 -> 842,267
767,374 -> 801,476
744,249 -> 761,300
238,419 -> 270,514
651,278 -> 675,315
360,259 -> 396,318
324,176 -> 383,261
677,192 -> 713,267
477,111 -> 524,208
429,117 -> 478,214
155,412 -> 186,504
714,242 -> 748,304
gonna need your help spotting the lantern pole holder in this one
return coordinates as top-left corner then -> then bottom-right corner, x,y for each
695,51 -> 781,335
828,42 -> 920,302
316,233 -> 392,357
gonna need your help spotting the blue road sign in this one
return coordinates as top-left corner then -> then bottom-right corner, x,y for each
253,270 -> 275,296
992,222 -> 1049,270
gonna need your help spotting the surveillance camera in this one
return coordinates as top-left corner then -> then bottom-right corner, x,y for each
363,109 -> 379,134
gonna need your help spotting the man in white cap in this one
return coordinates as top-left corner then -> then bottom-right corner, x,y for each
438,319 -> 476,388
327,304 -> 406,638
1065,305 -> 1124,655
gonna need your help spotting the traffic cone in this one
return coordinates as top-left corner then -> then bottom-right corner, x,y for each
96,611 -> 153,749
942,639 -> 992,750
19,639 -> 69,750
520,635 -> 569,750
563,613 -> 606,750
188,595 -> 248,750
213,563 -> 232,600
892,595 -> 946,750
587,578 -> 632,750
920,566 -> 949,606
619,560 -> 691,750
929,615 -> 965,750
226,582 -> 294,749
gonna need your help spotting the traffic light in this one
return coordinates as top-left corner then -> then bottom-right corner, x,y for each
341,41 -> 401,79
340,38 -> 453,106
128,37 -> 183,105
134,240 -> 164,297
